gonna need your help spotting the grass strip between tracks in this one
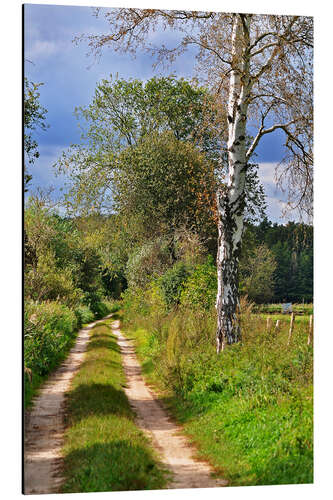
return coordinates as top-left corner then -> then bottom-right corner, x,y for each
61,315 -> 169,493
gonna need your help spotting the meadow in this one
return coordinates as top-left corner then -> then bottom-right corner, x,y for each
122,292 -> 313,486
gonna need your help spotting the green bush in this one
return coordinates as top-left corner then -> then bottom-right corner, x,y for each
180,255 -> 217,309
24,250 -> 84,307
82,289 -> 111,319
24,301 -> 78,379
74,305 -> 95,328
93,301 -> 110,319
159,261 -> 191,307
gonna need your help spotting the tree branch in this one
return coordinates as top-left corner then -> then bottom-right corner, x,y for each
185,37 -> 232,66
250,41 -> 279,58
246,120 -> 296,160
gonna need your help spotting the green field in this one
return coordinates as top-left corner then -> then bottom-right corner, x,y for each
256,304 -> 313,315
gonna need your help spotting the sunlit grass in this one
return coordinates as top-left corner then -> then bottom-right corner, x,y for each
123,304 -> 313,487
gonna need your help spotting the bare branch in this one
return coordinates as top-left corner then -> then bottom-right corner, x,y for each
248,31 -> 276,52
185,37 -> 232,66
246,120 -> 296,160
250,41 -> 279,58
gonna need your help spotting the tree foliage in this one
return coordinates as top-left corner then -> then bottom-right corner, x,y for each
57,75 -> 221,213
24,77 -> 48,189
242,219 -> 313,302
114,131 -> 217,238
57,74 -> 266,248
80,9 -> 313,218
24,195 -> 125,308
239,244 -> 277,303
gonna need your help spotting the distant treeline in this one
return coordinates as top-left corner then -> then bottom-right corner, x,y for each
242,218 -> 313,303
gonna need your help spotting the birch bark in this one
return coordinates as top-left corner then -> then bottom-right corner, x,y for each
216,14 -> 251,352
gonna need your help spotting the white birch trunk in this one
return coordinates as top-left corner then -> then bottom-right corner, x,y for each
216,15 -> 251,352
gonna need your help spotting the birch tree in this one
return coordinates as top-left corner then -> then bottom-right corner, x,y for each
78,9 -> 313,351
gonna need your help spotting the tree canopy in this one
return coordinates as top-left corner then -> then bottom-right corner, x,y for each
57,75 -> 266,229
80,9 -> 313,219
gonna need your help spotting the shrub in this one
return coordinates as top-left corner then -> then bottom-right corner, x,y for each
180,255 -> 217,310
25,251 -> 83,307
159,261 -> 191,307
92,301 -> 111,319
24,300 -> 78,379
74,305 -> 95,328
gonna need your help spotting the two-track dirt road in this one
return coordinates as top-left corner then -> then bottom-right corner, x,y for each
24,317 -> 227,494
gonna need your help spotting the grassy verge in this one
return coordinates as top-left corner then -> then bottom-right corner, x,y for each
123,308 -> 313,487
24,334 -> 78,409
24,300 -> 121,409
61,315 -> 169,493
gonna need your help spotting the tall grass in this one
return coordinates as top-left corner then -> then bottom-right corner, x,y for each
123,292 -> 313,486
24,299 -> 120,407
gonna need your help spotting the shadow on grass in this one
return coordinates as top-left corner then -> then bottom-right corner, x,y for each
79,357 -> 121,372
66,383 -> 133,423
252,451 -> 313,486
87,335 -> 120,353
62,440 -> 169,493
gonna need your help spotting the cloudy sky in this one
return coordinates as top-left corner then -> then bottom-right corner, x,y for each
25,2 -> 295,223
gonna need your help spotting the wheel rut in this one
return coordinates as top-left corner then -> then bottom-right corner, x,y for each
112,320 -> 228,489
23,315 -> 113,495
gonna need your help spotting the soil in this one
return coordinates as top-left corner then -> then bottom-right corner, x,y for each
112,320 -> 228,489
24,316 -> 228,494
23,315 -> 113,494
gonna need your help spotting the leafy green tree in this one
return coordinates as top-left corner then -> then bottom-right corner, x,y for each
239,244 -> 277,303
77,75 -> 221,155
245,221 -> 313,303
56,75 -> 221,215
24,196 -> 112,308
24,197 -> 83,306
24,78 -> 48,190
114,131 -> 217,241
57,75 -> 265,225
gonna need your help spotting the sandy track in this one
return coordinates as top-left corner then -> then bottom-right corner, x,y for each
24,316 -> 227,494
24,315 -> 113,495
112,320 -> 228,490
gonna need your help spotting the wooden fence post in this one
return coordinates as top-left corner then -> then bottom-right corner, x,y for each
275,319 -> 280,332
287,313 -> 295,345
266,317 -> 272,331
307,315 -> 313,345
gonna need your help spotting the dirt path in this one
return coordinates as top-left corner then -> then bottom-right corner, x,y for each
24,315 -> 113,495
112,320 -> 228,489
